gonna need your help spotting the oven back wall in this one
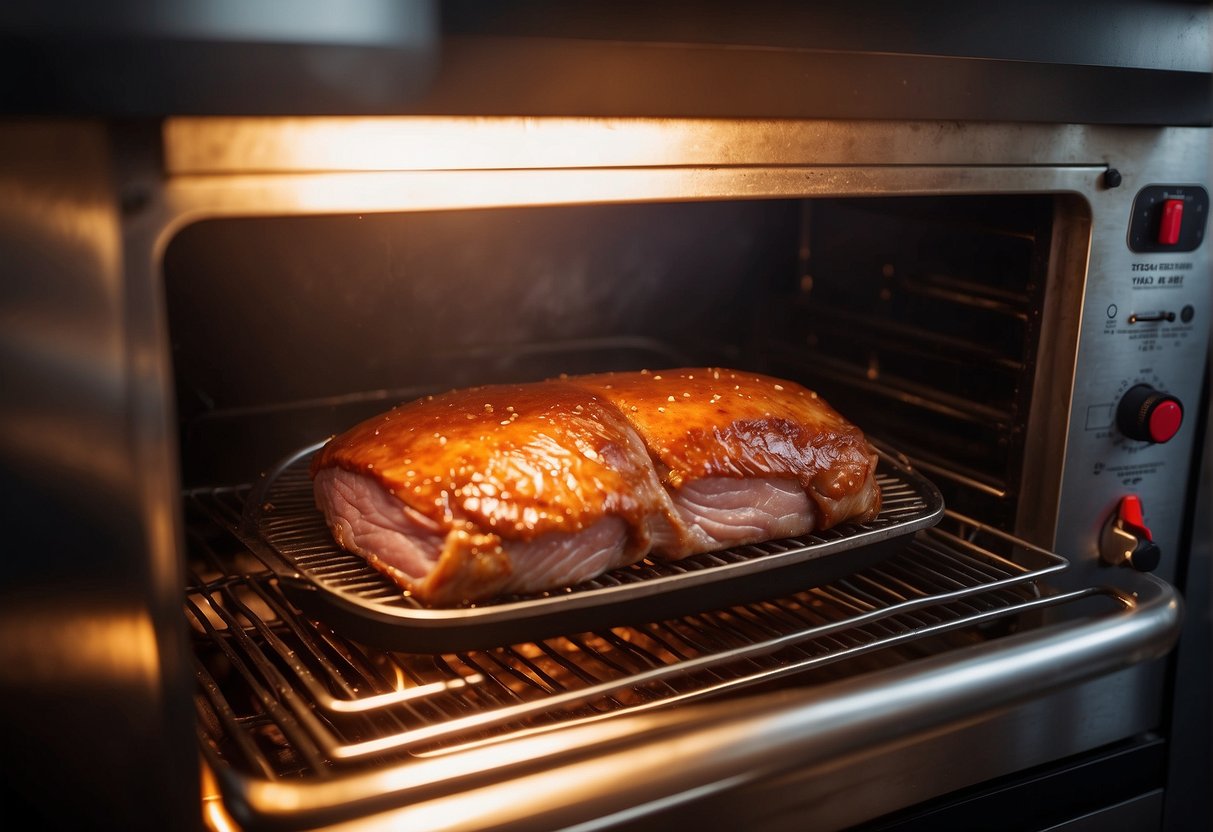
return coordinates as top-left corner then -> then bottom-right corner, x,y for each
164,199 -> 799,486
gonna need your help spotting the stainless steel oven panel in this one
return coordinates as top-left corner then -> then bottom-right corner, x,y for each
1052,134 -> 1210,591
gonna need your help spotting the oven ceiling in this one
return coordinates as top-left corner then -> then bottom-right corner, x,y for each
0,0 -> 1209,125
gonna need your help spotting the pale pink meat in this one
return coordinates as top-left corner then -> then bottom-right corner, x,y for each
660,476 -> 820,557
315,467 -> 641,603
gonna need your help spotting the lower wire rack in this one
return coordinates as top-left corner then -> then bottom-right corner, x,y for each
187,484 -> 1112,781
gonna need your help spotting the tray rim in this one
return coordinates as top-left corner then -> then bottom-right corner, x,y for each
240,438 -> 945,635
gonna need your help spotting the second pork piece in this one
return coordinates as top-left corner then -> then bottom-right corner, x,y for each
577,368 -> 882,558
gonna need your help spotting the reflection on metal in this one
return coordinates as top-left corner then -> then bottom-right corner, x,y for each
0,605 -> 162,685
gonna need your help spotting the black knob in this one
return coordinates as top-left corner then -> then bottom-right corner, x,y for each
1117,384 -> 1184,444
1128,539 -> 1162,572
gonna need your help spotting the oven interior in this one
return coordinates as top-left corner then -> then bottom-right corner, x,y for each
168,193 -> 1060,526
161,191 -> 1176,831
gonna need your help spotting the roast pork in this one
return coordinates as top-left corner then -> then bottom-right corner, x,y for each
311,369 -> 881,605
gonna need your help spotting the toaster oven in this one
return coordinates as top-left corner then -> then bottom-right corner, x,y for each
1,4 -> 1210,831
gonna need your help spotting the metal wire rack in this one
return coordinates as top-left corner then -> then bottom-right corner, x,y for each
186,485 -> 1112,784
223,442 -> 945,651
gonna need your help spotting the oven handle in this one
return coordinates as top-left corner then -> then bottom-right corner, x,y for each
228,570 -> 1181,831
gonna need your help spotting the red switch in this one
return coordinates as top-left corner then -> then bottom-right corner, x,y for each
1100,495 -> 1161,571
1117,495 -> 1152,542
1158,198 -> 1184,245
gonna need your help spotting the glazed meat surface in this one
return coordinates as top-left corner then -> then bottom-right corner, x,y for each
311,368 -> 881,605
576,368 -> 881,554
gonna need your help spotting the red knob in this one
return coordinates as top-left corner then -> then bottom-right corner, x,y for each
1117,385 -> 1184,444
1147,399 -> 1183,443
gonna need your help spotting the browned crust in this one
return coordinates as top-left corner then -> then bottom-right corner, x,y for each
311,379 -> 668,549
312,368 -> 881,541
575,368 -> 877,497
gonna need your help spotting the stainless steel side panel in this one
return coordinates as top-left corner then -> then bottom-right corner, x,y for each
0,122 -> 200,830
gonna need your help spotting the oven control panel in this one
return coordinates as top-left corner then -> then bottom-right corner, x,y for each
1056,165 -> 1210,588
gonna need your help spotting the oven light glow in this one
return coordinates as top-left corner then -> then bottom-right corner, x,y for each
162,117 -> 787,216
165,116 -> 724,174
284,167 -> 710,213
166,165 -> 728,221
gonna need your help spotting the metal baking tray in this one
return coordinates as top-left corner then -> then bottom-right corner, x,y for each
239,440 -> 944,652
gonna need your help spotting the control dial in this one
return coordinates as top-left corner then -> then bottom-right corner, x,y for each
1116,384 -> 1183,444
